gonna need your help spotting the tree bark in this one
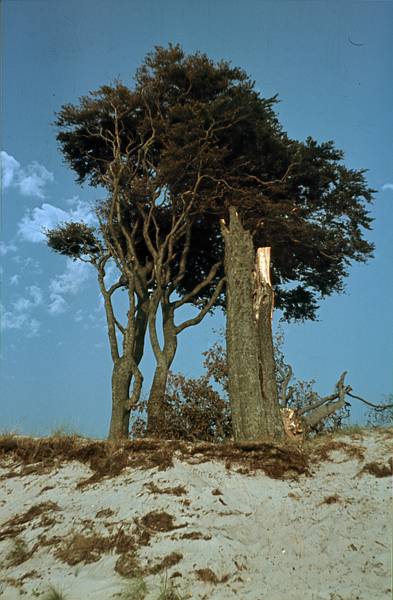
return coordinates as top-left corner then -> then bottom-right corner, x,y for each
108,358 -> 133,439
146,301 -> 177,436
105,288 -> 148,441
255,248 -> 285,439
222,207 -> 284,441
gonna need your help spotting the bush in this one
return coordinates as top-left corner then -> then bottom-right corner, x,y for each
130,330 -> 351,441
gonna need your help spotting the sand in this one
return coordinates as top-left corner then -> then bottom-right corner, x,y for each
0,429 -> 391,600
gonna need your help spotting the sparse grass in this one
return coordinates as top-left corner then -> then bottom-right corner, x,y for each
6,537 -> 31,566
339,424 -> 367,435
117,576 -> 148,599
155,574 -> 184,600
50,423 -> 83,438
42,585 -> 67,600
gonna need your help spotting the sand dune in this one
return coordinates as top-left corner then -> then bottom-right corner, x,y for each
0,429 -> 391,599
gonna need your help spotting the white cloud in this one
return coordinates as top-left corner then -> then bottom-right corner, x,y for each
1,152 -> 20,187
0,241 -> 17,256
12,256 -> 42,275
18,199 -> 96,243
381,183 -> 393,192
48,293 -> 68,315
1,303 -> 41,337
10,274 -> 19,286
1,151 -> 54,198
14,297 -> 32,312
49,260 -> 90,296
13,285 -> 43,313
1,286 -> 43,337
47,260 -> 91,316
28,285 -> 43,306
74,309 -> 84,322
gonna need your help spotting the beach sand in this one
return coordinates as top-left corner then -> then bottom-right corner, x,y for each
0,429 -> 391,599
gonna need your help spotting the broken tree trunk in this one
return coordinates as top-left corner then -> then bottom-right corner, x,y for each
298,371 -> 350,431
254,248 -> 286,439
222,207 -> 284,441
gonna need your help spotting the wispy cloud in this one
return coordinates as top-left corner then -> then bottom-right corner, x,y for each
47,260 -> 91,316
48,293 -> 68,315
0,241 -> 17,256
12,256 -> 42,275
49,260 -> 90,296
10,274 -> 19,286
18,200 -> 96,242
381,183 -> 393,192
13,285 -> 43,313
0,309 -> 41,337
1,151 -> 54,198
1,286 -> 43,337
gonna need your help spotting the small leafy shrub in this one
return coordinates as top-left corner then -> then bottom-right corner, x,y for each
365,395 -> 393,428
130,330 -> 353,441
130,339 -> 231,442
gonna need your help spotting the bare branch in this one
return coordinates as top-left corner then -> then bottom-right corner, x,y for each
346,391 -> 393,410
175,277 -> 225,334
174,261 -> 222,310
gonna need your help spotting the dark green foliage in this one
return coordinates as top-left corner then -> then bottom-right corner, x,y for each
46,222 -> 101,260
54,44 -> 374,321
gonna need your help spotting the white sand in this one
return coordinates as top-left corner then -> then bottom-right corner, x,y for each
0,430 -> 391,600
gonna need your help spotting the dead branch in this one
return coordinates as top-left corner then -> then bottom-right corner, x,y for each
346,392 -> 393,410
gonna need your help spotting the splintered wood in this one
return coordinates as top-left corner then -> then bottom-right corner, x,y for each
253,247 -> 273,321
256,247 -> 272,286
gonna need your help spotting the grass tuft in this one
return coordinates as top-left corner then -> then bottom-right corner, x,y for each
42,586 -> 67,600
6,537 -> 31,566
117,576 -> 148,599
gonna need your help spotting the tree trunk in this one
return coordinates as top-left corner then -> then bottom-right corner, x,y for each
146,302 -> 177,437
255,248 -> 285,439
106,294 -> 148,441
222,207 -> 284,441
108,358 -> 133,440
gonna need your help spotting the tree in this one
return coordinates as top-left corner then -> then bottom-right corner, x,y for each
128,46 -> 374,441
49,45 -> 374,442
49,75 -> 228,438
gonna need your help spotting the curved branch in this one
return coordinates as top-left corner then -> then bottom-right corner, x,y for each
174,261 -> 222,310
346,391 -> 393,410
175,277 -> 225,335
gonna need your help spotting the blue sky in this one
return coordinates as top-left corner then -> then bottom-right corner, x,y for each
1,0 -> 392,437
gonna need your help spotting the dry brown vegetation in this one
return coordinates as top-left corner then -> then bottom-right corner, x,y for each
148,552 -> 183,575
139,511 -> 184,533
308,438 -> 366,463
194,568 -> 230,584
357,459 -> 392,478
320,494 -> 341,505
114,551 -> 142,578
144,482 -> 187,496
0,434 -> 311,484
0,501 -> 61,542
0,431 -> 390,493
178,531 -> 212,541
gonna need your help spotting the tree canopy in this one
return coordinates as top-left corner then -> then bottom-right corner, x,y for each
54,44 -> 374,321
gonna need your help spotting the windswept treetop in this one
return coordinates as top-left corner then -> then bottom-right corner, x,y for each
55,44 -> 374,320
